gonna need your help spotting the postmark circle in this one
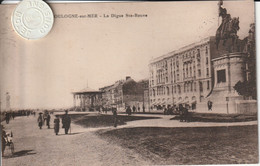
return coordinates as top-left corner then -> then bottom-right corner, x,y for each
12,0 -> 54,40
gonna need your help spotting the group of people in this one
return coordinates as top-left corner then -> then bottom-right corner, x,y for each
37,111 -> 51,129
125,105 -> 145,115
37,110 -> 71,135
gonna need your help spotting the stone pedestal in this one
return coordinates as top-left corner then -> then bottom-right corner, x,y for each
197,52 -> 248,114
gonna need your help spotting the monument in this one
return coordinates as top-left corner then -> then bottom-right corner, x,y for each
201,0 -> 257,114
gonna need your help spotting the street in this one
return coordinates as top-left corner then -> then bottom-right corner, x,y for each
2,115 -> 150,166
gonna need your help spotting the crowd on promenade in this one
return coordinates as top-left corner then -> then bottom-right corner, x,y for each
37,110 -> 71,135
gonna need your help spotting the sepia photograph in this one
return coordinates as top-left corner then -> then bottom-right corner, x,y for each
0,0 -> 258,165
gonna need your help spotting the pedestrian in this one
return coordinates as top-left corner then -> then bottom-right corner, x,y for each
5,112 -> 10,124
183,105 -> 189,122
62,110 -> 71,134
132,105 -> 136,113
12,112 -> 15,120
179,104 -> 184,122
46,113 -> 51,129
54,115 -> 60,135
112,107 -> 118,127
208,100 -> 213,111
38,113 -> 44,129
126,106 -> 132,116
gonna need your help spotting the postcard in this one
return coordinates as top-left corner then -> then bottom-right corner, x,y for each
0,1 -> 257,165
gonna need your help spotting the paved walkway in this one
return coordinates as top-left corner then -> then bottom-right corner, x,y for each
1,115 -> 150,166
1,112 -> 257,166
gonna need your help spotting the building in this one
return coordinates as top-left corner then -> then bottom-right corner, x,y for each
149,37 -> 216,109
99,76 -> 148,111
149,36 -> 256,114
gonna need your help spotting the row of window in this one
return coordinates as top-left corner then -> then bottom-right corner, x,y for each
150,80 -> 211,96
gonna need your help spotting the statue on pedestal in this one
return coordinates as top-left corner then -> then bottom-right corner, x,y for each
215,0 -> 240,50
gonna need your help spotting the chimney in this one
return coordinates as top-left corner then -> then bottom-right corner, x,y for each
126,76 -> 131,80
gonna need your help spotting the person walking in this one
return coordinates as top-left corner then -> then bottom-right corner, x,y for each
46,113 -> 51,129
112,107 -> 118,127
132,105 -> 136,113
179,104 -> 184,122
62,110 -> 71,134
126,106 -> 132,116
37,113 -> 44,129
207,100 -> 213,111
11,112 -> 15,120
54,115 -> 60,135
5,112 -> 10,124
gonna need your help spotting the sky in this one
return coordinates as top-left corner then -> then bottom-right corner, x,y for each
0,0 -> 255,109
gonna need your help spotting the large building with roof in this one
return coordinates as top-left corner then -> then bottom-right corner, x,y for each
149,36 -> 216,109
149,36 -> 257,114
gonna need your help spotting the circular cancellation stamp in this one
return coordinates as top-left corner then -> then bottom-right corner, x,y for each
12,0 -> 54,40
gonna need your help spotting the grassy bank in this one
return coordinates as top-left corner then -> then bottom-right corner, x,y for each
70,114 -> 160,128
97,125 -> 258,165
171,112 -> 257,122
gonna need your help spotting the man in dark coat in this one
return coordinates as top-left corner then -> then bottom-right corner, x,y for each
62,110 -> 71,134
126,106 -> 132,116
38,113 -> 43,129
179,104 -> 184,122
5,112 -> 10,124
46,113 -> 51,129
132,106 -> 136,113
112,107 -> 118,128
207,100 -> 213,111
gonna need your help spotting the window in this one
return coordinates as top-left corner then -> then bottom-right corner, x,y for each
197,49 -> 200,58
178,85 -> 181,94
194,82 -> 196,91
191,83 -> 193,91
205,46 -> 208,54
206,57 -> 209,65
198,69 -> 201,77
217,69 -> 226,83
206,68 -> 209,76
184,84 -> 186,92
199,81 -> 203,92
207,80 -> 210,90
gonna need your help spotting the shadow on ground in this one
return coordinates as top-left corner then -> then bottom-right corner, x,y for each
57,132 -> 84,136
3,150 -> 36,158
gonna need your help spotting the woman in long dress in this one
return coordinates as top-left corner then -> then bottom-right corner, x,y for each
54,115 -> 60,135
